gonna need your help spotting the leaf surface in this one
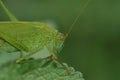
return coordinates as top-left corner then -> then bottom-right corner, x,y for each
0,59 -> 84,80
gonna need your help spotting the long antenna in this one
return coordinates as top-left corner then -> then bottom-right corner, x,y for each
65,0 -> 90,39
0,0 -> 18,21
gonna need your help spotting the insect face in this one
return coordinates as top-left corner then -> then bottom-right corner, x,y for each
53,32 -> 65,53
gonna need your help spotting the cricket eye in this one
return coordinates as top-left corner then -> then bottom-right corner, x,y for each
58,38 -> 63,42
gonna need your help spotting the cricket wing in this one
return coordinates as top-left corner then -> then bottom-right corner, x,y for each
0,22 -> 57,52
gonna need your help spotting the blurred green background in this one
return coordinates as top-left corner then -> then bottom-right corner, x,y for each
0,0 -> 120,80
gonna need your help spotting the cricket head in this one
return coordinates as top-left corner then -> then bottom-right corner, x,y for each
53,0 -> 90,53
54,32 -> 65,53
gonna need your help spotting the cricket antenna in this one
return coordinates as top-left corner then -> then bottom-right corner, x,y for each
0,0 -> 18,21
64,0 -> 90,39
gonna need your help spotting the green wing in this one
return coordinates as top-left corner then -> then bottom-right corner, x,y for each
0,22 -> 57,52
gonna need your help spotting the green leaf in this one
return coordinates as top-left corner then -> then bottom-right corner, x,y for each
0,59 -> 84,80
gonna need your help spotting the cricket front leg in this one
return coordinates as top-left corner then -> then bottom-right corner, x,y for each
53,58 -> 71,75
47,47 -> 71,75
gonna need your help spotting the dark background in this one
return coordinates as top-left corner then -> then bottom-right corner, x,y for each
0,0 -> 120,80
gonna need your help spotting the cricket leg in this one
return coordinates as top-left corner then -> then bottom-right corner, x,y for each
16,54 -> 35,64
19,52 -> 24,58
16,54 -> 28,64
51,56 -> 71,75
16,48 -> 42,64
16,52 -> 26,63
47,47 -> 71,75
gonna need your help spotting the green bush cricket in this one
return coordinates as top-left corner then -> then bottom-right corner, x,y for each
0,0 -> 90,74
